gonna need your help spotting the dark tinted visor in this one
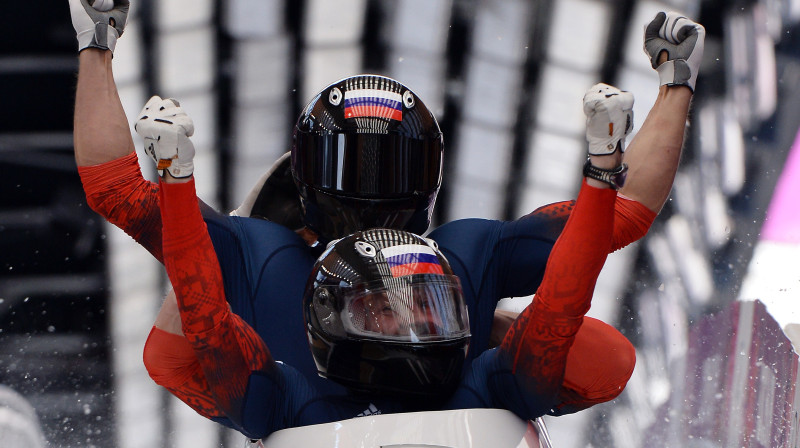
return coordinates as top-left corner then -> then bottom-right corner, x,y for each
293,132 -> 443,197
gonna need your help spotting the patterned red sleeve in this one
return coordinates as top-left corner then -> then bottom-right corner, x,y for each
143,326 -> 221,419
528,193 -> 655,253
158,179 -> 273,424
78,152 -> 164,262
500,180 -> 617,400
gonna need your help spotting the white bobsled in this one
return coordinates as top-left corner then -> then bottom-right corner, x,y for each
247,408 -> 553,448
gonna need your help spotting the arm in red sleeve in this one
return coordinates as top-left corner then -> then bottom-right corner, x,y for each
158,179 -> 276,425
610,194 -> 656,252
527,193 -> 655,255
143,326 -> 222,419
500,180 -> 617,410
78,152 -> 164,261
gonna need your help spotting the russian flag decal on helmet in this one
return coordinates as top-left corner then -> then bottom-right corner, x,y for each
344,89 -> 403,121
381,244 -> 444,277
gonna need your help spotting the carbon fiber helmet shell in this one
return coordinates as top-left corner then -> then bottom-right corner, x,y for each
303,229 -> 470,398
291,75 -> 444,243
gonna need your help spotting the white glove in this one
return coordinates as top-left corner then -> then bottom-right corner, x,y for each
69,0 -> 130,54
643,11 -> 705,92
135,96 -> 196,179
583,83 -> 634,155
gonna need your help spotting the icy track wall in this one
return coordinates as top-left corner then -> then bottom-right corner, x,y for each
643,299 -> 800,447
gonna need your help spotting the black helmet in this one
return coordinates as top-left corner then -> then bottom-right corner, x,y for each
303,229 -> 469,398
291,75 -> 444,243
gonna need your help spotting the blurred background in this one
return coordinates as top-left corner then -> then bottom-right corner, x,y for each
1,0 -> 799,447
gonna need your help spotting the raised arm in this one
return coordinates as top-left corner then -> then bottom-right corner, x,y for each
619,12 -> 705,213
139,100 -> 285,437
70,0 -> 133,166
497,13 -> 704,296
74,48 -> 135,165
492,11 -> 706,419
498,141 -> 624,418
517,13 -> 705,247
69,0 -> 169,259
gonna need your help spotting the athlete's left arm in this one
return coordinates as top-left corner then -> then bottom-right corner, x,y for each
139,97 -> 290,437
159,178 -> 293,437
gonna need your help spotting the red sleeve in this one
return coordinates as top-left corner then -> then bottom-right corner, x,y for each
553,316 -> 636,414
500,180 -> 617,399
610,195 -> 656,252
158,179 -> 274,424
143,326 -> 221,419
77,153 -> 164,262
527,193 -> 655,253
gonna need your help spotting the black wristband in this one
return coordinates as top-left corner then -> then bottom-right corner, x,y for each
583,159 -> 628,190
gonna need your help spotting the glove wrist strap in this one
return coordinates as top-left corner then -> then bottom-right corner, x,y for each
589,140 -> 625,157
165,162 -> 194,179
77,23 -> 119,53
656,60 -> 695,92
583,159 -> 628,190
656,60 -> 677,86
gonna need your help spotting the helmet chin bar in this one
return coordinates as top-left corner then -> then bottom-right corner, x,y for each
297,184 -> 436,243
322,338 -> 469,398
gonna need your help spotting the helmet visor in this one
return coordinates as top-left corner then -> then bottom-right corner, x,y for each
293,132 -> 443,197
342,275 -> 469,342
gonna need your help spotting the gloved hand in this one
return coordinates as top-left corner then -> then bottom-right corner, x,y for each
643,11 -> 705,92
583,83 -> 634,155
69,0 -> 130,53
135,96 -> 196,179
